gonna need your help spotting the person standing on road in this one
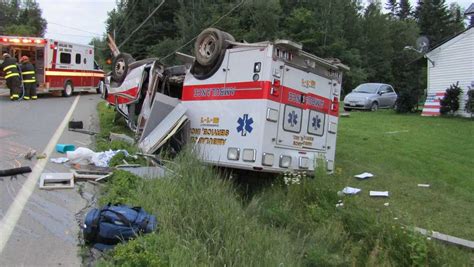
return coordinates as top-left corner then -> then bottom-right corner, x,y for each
1,53 -> 21,101
20,56 -> 37,100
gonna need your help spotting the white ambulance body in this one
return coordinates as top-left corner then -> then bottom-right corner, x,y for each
181,40 -> 347,173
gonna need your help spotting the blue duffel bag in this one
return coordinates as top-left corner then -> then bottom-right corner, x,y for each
83,204 -> 157,246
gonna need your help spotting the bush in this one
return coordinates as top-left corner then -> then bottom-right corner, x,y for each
440,82 -> 462,115
465,87 -> 474,114
395,88 -> 422,113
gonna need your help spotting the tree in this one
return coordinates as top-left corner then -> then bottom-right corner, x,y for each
398,0 -> 412,20
415,0 -> 464,48
386,0 -> 398,18
0,0 -> 46,36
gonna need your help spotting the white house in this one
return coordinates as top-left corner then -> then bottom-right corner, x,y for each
422,27 -> 474,117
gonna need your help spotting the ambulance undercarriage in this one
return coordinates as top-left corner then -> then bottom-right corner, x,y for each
105,29 -> 348,174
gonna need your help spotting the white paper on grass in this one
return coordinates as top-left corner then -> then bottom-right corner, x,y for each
342,186 -> 361,195
369,191 -> 389,197
354,172 -> 374,179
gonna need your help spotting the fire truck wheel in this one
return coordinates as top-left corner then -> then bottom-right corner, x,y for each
112,53 -> 135,83
63,81 -> 74,97
194,28 -> 226,67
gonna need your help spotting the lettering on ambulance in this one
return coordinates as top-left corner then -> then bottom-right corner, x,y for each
190,127 -> 230,146
301,79 -> 316,89
193,88 -> 236,97
292,135 -> 314,147
200,116 -> 220,127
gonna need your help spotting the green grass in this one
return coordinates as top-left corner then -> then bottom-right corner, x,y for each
95,104 -> 473,266
336,110 -> 474,241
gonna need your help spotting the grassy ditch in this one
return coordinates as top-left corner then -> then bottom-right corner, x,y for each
95,103 -> 473,265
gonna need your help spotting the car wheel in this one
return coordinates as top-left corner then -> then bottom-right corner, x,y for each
112,53 -> 135,84
370,102 -> 378,111
344,107 -> 352,112
63,81 -> 73,97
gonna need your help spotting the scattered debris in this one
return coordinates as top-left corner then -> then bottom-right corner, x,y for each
39,173 -> 74,189
71,164 -> 113,173
91,150 -> 129,167
68,120 -> 98,135
0,166 -> 32,177
50,157 -> 69,164
72,170 -> 113,181
56,144 -> 76,153
36,153 -> 47,159
418,184 -> 431,188
340,112 -> 350,117
354,172 -> 374,179
24,149 -> 37,160
385,130 -> 409,134
67,147 -> 95,164
94,173 -> 113,182
342,186 -> 361,195
110,132 -> 135,145
68,120 -> 84,129
414,227 -> 474,249
384,202 -> 390,206
66,147 -> 129,167
369,191 -> 389,197
117,166 -> 166,179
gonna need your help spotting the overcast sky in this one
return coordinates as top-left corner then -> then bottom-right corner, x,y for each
36,0 -> 473,45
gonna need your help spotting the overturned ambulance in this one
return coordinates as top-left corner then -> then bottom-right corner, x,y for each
105,28 -> 348,174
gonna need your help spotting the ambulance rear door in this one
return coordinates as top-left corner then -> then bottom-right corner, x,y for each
276,64 -> 308,149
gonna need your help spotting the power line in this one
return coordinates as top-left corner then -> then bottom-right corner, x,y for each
48,21 -> 103,36
161,0 -> 246,61
117,0 -> 166,49
115,0 -> 140,35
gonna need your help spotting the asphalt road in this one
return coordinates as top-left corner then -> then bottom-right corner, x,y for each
0,89 -> 101,266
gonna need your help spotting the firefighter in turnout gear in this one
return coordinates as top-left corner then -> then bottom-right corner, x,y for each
20,56 -> 37,100
1,53 -> 21,100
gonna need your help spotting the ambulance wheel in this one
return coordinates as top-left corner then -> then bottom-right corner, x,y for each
63,81 -> 73,97
112,53 -> 135,83
194,28 -> 234,67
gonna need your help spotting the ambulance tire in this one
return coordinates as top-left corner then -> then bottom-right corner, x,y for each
112,53 -> 135,84
63,81 -> 74,97
194,28 -> 234,68
190,50 -> 226,80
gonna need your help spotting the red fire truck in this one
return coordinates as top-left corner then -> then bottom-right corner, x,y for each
0,36 -> 105,96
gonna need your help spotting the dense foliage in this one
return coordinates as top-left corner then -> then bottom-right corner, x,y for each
440,82 -> 462,115
0,0 -> 47,36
